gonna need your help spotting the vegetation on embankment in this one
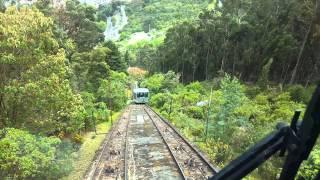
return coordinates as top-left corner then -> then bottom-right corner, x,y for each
65,112 -> 121,180
141,71 -> 318,179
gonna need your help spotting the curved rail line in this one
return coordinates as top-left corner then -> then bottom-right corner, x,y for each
144,105 -> 219,178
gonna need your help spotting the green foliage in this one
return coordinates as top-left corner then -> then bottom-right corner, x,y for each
0,128 -> 74,179
147,72 -> 309,178
258,58 -> 273,89
0,7 -> 58,65
123,0 -> 208,35
185,81 -> 205,94
63,0 -> 105,51
149,92 -> 169,109
141,71 -> 179,94
87,48 -> 112,92
141,73 -> 165,93
72,133 -> 84,144
97,4 -> 113,21
287,85 -> 315,104
298,145 -> 320,179
103,41 -> 127,72
0,0 -> 6,12
136,0 -> 319,85
0,7 -> 85,135
185,106 -> 204,119
208,75 -> 247,141
198,139 -> 233,166
0,1 -> 129,179
97,71 -> 128,111
271,92 -> 305,122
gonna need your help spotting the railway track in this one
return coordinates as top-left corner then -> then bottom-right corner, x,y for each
85,107 -> 130,180
86,104 -> 217,180
144,105 -> 217,179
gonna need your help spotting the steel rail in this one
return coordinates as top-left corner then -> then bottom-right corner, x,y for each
145,105 -> 219,174
146,105 -> 212,178
124,106 -> 131,180
144,106 -> 187,180
85,108 -> 127,180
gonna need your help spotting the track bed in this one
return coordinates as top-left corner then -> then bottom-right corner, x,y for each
86,105 -> 217,180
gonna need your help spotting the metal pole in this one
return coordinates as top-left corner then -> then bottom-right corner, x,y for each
169,96 -> 173,119
108,79 -> 113,125
205,87 -> 213,144
92,111 -> 97,135
110,108 -> 113,125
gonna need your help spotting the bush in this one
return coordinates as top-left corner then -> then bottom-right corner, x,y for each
0,128 -> 74,179
287,85 -> 307,103
150,93 -> 171,109
298,144 -> 320,179
72,133 -> 84,144
186,106 -> 204,119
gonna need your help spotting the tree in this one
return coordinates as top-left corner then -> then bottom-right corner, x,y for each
70,47 -> 112,93
258,58 -> 273,89
97,4 -> 113,21
0,7 -> 84,134
210,74 -> 246,140
52,0 -> 105,52
103,41 -> 127,72
97,71 -> 128,112
141,0 -> 319,85
289,0 -> 320,84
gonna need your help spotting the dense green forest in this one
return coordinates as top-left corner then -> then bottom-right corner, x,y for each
0,0 -> 319,179
130,0 -> 320,85
0,1 -> 129,178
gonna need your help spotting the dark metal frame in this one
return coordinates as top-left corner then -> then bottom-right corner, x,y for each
210,84 -> 320,180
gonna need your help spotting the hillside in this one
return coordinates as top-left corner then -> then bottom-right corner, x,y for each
0,0 -> 319,179
121,0 -> 210,38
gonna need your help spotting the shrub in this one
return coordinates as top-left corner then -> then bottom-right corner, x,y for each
186,106 -> 204,119
72,133 -> 84,144
0,128 -> 74,179
150,93 -> 171,109
298,145 -> 320,179
287,85 -> 307,103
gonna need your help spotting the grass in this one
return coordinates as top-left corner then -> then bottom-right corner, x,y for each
64,111 -> 121,180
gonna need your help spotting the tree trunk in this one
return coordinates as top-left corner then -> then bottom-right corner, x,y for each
289,23 -> 312,84
182,61 -> 185,83
233,42 -> 238,75
192,63 -> 196,82
290,0 -> 320,84
221,25 -> 229,73
205,48 -> 210,80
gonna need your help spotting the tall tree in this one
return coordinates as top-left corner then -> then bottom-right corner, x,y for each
0,7 -> 84,134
